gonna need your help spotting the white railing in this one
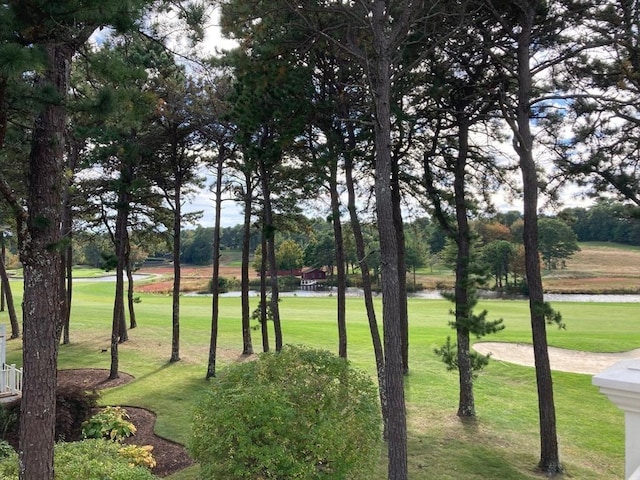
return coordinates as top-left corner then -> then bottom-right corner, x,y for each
0,363 -> 22,396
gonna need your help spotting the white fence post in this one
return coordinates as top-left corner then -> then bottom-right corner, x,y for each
593,359 -> 640,480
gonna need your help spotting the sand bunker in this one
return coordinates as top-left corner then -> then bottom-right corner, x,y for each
473,342 -> 640,375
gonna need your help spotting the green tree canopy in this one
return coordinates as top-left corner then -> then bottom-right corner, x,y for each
538,217 -> 580,270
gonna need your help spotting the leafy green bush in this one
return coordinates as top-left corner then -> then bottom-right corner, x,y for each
82,406 -> 137,441
118,444 -> 157,469
207,276 -> 240,294
190,345 -> 381,480
0,439 -> 157,479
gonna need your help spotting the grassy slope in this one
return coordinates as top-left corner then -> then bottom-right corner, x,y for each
1,242 -> 638,479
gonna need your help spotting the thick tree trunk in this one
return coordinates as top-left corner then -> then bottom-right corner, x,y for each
454,120 -> 475,417
515,3 -> 561,473
18,43 -> 72,480
329,160 -> 347,358
170,177 -> 182,362
240,173 -> 254,355
206,153 -> 224,379
371,3 -> 407,476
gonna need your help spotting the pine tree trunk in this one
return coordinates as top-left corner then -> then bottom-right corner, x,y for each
371,3 -> 407,476
61,134 -> 78,345
345,142 -> 387,435
126,245 -> 136,329
454,120 -> 475,417
515,3 -> 561,473
259,233 -> 270,352
18,42 -> 72,480
391,160 -> 409,374
170,176 -> 182,362
259,156 -> 282,351
329,160 -> 347,358
240,174 -> 254,356
206,153 -> 224,379
110,172 -> 131,378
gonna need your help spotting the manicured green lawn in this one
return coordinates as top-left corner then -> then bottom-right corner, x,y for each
2,280 -> 638,479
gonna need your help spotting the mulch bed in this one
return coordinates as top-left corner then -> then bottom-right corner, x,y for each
57,368 -> 194,477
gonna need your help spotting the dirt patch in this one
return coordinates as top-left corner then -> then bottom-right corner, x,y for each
473,342 -> 640,375
136,265 -> 251,294
57,368 -> 193,478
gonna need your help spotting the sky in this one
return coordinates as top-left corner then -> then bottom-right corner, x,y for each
117,6 -> 596,231
178,7 -> 597,230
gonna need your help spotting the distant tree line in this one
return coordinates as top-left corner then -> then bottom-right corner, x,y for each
560,201 -> 640,246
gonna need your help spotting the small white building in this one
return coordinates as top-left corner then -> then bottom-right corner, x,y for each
0,324 -> 22,402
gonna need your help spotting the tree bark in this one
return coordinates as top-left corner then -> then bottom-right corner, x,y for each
126,241 -> 137,329
344,134 -> 387,435
110,162 -> 132,378
18,42 -> 72,480
259,233 -> 270,352
329,159 -> 347,358
61,133 -> 79,345
371,2 -> 407,477
391,158 -> 409,374
259,153 -> 282,352
240,171 -> 254,355
110,208 -> 127,379
206,152 -> 224,379
514,2 -> 561,473
170,172 -> 182,362
453,120 -> 475,417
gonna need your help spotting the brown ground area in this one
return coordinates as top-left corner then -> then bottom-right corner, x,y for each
57,368 -> 193,478
136,265 -> 251,294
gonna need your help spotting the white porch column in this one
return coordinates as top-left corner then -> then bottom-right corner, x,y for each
593,359 -> 640,480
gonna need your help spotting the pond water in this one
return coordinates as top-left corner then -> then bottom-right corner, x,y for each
216,288 -> 640,303
74,276 -> 640,302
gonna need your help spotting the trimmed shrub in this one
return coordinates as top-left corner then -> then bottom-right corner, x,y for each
190,345 -> 381,480
0,439 -> 157,480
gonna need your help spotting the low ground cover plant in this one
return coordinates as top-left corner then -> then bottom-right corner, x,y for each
82,405 -> 137,441
0,438 -> 158,479
190,345 -> 382,479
